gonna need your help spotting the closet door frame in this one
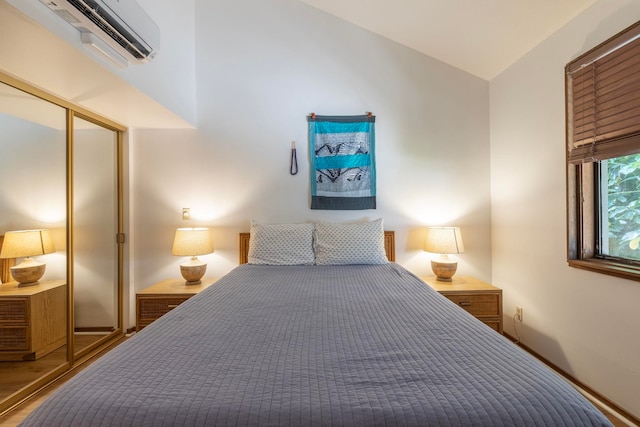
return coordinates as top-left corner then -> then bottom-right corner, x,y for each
68,111 -> 125,364
0,71 -> 126,415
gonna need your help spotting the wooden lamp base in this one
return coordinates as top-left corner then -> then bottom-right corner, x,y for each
431,260 -> 457,282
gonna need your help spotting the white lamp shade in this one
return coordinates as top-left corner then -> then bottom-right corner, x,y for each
0,229 -> 55,259
172,228 -> 213,257
424,227 -> 464,254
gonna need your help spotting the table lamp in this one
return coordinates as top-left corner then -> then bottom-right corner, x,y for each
172,227 -> 213,285
0,229 -> 55,286
424,226 -> 464,282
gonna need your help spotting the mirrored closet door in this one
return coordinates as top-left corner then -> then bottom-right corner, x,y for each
72,115 -> 122,359
0,74 -> 125,414
0,80 -> 68,409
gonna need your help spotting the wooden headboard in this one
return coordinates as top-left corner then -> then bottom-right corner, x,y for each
0,235 -> 16,283
239,231 -> 395,264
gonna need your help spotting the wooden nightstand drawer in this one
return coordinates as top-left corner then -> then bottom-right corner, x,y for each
482,320 -> 502,333
0,298 -> 29,324
136,278 -> 218,331
138,296 -> 189,321
422,276 -> 503,334
444,293 -> 500,317
0,326 -> 29,350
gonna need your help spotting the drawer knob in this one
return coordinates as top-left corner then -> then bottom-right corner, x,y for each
167,304 -> 179,309
459,301 -> 471,306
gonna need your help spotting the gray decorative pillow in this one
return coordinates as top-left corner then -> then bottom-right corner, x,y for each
248,222 -> 315,265
314,219 -> 388,265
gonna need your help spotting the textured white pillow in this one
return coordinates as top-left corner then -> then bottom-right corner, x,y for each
248,222 -> 315,265
314,219 -> 388,265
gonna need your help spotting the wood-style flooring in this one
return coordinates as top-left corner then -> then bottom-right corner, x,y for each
0,335 -> 104,408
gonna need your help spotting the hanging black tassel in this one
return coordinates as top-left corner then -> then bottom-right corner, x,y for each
290,141 -> 298,175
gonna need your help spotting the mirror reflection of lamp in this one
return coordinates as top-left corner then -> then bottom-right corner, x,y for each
424,227 -> 464,282
0,229 -> 55,286
171,228 -> 213,285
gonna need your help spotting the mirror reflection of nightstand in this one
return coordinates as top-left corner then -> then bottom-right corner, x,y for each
0,280 -> 67,361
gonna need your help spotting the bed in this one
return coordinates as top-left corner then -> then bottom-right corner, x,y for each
20,222 -> 611,426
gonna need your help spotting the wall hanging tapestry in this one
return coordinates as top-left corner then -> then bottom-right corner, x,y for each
307,113 -> 376,210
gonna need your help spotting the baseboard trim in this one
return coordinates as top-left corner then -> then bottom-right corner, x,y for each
504,333 -> 638,426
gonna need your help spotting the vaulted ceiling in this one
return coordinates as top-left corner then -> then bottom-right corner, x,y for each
0,0 -> 599,128
296,0 -> 597,80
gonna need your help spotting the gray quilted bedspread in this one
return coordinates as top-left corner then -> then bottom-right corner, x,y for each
21,264 -> 611,426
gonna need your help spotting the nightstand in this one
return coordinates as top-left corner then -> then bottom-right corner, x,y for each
0,280 -> 67,361
422,276 -> 503,334
136,277 -> 217,331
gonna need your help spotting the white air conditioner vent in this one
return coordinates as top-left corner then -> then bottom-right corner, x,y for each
37,0 -> 160,64
51,8 -> 82,24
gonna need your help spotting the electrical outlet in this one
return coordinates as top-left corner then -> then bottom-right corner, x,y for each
182,208 -> 190,220
515,306 -> 523,322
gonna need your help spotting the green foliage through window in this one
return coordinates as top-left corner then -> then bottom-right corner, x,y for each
605,153 -> 640,260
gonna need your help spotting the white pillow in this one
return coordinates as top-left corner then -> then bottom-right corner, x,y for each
314,219 -> 388,265
248,222 -> 315,265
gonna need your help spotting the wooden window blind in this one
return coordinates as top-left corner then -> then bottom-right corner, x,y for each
566,21 -> 640,163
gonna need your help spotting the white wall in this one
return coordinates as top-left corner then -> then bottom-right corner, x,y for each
490,0 -> 640,418
131,0 -> 491,291
134,0 -> 197,125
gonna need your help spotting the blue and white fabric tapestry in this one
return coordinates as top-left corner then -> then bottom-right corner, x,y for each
307,114 -> 376,210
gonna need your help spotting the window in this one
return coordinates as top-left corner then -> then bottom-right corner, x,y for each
566,20 -> 640,281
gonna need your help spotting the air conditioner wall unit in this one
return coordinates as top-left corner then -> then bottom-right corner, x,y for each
38,0 -> 160,64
